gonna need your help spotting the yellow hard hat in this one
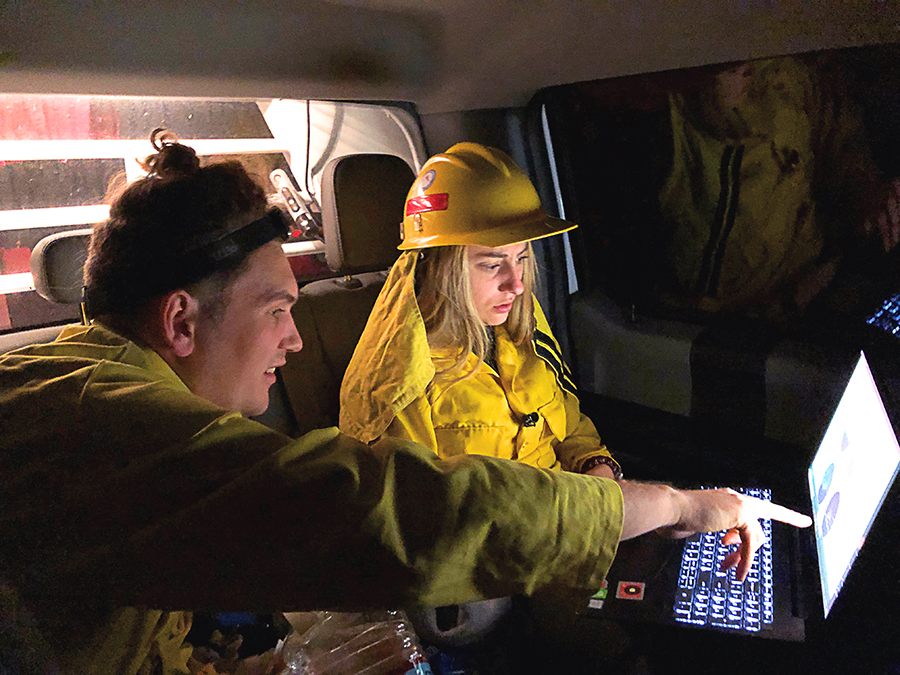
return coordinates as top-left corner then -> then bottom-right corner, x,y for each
398,142 -> 577,250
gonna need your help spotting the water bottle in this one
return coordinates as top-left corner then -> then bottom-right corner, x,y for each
279,610 -> 433,675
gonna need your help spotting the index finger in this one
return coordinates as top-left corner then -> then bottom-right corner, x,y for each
758,501 -> 812,528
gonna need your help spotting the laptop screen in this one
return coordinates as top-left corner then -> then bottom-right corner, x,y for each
807,352 -> 900,618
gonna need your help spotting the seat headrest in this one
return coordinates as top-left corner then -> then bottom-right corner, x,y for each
320,154 -> 415,275
30,229 -> 93,305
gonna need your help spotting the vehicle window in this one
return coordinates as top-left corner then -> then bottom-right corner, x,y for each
543,43 -> 900,335
0,96 -> 425,333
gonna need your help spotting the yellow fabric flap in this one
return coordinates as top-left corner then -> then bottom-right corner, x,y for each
340,251 -> 435,442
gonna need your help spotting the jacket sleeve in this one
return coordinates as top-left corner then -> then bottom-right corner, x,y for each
531,300 -> 620,475
70,386 -> 622,612
553,389 -> 620,475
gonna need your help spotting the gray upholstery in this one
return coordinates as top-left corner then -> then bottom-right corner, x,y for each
0,228 -> 92,353
320,153 -> 414,275
282,153 -> 415,436
30,228 -> 92,305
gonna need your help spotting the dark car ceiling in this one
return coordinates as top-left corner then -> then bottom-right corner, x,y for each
0,0 -> 898,113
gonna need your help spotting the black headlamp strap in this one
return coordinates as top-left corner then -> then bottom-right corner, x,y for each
177,208 -> 291,283
85,208 -> 291,318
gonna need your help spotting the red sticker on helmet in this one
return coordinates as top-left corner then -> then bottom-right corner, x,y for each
406,193 -> 449,216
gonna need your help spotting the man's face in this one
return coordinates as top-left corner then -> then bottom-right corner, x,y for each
466,242 -> 528,326
189,241 -> 302,416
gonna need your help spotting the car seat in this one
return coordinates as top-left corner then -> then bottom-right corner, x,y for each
277,153 -> 415,436
0,228 -> 93,355
0,229 -> 91,354
30,228 -> 93,311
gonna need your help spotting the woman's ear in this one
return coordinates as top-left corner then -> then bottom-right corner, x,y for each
160,290 -> 201,358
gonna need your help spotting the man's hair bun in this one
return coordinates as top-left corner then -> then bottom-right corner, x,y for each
141,128 -> 200,178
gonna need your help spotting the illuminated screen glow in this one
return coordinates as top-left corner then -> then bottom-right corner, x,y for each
807,352 -> 900,617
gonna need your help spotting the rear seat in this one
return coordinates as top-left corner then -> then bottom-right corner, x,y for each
275,153 -> 415,436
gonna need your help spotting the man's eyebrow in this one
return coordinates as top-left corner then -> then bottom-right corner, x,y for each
256,289 -> 299,306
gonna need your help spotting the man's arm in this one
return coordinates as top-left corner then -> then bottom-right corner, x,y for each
618,481 -> 812,580
617,480 -> 682,540
67,368 -> 805,608
107,424 -> 624,611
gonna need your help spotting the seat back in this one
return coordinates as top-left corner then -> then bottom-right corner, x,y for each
0,229 -> 92,356
30,228 -> 93,307
279,153 -> 415,435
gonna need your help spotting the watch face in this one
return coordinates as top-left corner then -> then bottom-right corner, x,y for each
818,463 -> 835,505
822,491 -> 841,537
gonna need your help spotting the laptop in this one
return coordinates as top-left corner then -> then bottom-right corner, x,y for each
845,244 -> 900,342
865,290 -> 900,338
584,351 -> 900,642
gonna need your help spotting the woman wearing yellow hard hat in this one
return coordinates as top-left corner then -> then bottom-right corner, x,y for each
341,142 -> 620,480
339,142 -> 621,664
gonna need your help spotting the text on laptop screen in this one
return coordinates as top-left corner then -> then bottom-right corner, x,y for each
807,352 -> 900,618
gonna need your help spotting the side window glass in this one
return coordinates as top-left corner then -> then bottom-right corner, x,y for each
543,44 -> 900,337
0,96 -> 424,334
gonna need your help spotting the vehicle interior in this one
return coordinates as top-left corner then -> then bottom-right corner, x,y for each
2,2 -> 900,673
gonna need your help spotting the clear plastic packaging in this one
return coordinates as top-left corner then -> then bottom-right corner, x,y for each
279,610 -> 433,675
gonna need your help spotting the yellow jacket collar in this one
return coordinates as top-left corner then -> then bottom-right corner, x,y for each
57,323 -> 192,394
340,251 -> 576,445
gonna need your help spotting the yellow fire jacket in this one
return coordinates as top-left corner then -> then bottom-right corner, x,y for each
0,324 -> 622,675
340,251 -> 618,474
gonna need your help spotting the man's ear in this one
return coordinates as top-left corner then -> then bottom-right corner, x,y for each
160,290 -> 202,358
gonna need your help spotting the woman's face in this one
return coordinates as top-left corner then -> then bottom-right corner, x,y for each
466,242 -> 528,325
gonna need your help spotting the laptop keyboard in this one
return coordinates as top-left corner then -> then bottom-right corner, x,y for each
673,487 -> 774,632
866,291 -> 900,336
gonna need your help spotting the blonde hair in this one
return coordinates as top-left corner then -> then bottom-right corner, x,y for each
416,243 -> 536,386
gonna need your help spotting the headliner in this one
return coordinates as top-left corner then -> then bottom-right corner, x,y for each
0,0 -> 898,113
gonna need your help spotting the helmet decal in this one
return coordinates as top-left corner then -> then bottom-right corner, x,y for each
418,169 -> 436,190
406,193 -> 449,216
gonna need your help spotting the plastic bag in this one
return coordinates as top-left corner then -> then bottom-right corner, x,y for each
280,610 -> 433,675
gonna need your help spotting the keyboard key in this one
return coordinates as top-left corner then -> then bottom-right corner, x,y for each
672,486 -> 775,631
